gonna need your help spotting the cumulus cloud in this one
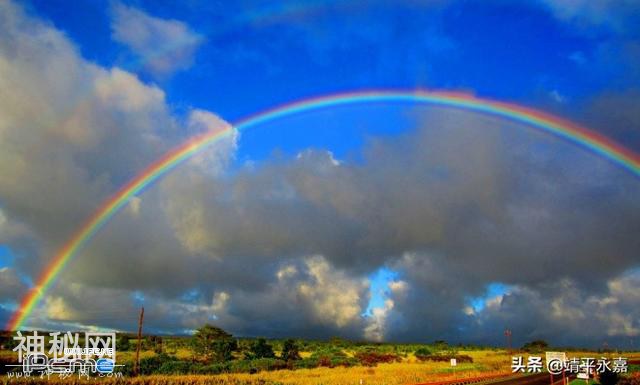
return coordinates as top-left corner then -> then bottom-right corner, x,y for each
462,272 -> 640,347
37,255 -> 370,338
364,299 -> 394,342
0,0 -> 231,324
131,103 -> 637,344
111,3 -> 204,77
185,109 -> 237,175
87,101 -> 638,344
296,256 -> 368,328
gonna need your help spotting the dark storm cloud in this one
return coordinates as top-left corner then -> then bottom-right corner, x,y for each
162,109 -> 639,286
464,272 -> 640,347
127,106 -> 637,344
0,268 -> 28,302
31,102 -> 640,344
583,89 -> 640,149
161,111 -> 508,273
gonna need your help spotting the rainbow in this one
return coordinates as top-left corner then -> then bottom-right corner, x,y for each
8,89 -> 640,331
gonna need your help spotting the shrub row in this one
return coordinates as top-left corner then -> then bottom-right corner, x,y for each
415,354 -> 473,363
354,351 -> 401,366
131,353 -> 366,375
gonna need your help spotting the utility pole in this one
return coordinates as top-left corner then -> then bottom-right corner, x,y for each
133,306 -> 144,376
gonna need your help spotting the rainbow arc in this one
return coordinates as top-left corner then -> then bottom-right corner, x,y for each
8,90 -> 640,331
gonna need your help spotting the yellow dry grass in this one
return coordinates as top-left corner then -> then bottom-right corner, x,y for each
4,349 -> 638,385
217,362 -> 509,385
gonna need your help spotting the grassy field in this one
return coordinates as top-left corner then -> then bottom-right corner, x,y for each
1,346 -> 512,384
2,358 -> 508,385
2,332 -> 639,385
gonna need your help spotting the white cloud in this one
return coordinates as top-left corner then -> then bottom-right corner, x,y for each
211,291 -> 230,314
364,299 -> 394,342
44,296 -> 80,321
539,0 -> 638,33
111,3 -> 204,77
364,279 -> 408,341
464,272 -> 640,344
297,256 -> 368,328
388,280 -> 408,296
549,89 -> 567,103
186,109 -> 237,175
0,0 -> 232,316
277,265 -> 298,281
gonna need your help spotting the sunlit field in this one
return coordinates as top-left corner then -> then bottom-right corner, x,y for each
3,341 -> 640,385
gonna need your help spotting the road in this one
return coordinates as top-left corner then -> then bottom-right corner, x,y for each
488,372 -> 572,385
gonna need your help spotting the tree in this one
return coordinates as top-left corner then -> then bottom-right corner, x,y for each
414,347 -> 432,361
249,338 -> 275,359
281,339 -> 301,361
192,324 -> 237,362
521,340 -> 549,353
117,335 -> 131,351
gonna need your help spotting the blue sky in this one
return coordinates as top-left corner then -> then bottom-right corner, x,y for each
0,0 -> 639,345
20,0 -> 640,162
22,1 -> 637,119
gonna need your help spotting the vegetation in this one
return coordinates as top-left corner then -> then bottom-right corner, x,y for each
414,347 -> 432,360
2,327 -> 639,384
248,338 -> 275,359
521,339 -> 549,353
280,338 -> 301,361
619,373 -> 640,385
192,324 -> 238,362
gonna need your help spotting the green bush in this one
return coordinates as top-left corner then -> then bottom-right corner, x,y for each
194,362 -> 231,374
249,338 -> 275,359
521,340 -> 549,353
415,352 -> 473,363
310,347 -> 347,359
293,357 -> 320,369
330,356 -> 358,367
456,354 -> 473,363
414,347 -> 432,360
157,360 -> 194,374
138,353 -> 176,375
281,338 -> 301,361
355,351 -> 400,366
117,335 -> 131,351
305,348 -> 357,368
